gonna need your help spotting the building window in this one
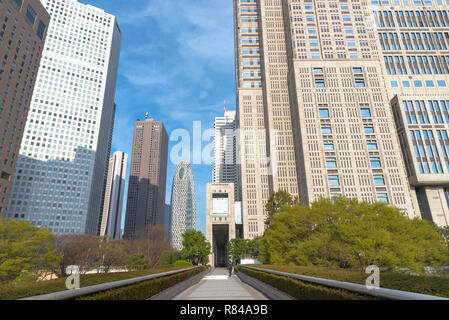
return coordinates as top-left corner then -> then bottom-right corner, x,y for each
361,108 -> 371,117
315,78 -> 325,87
328,175 -> 340,186
364,124 -> 375,133
376,193 -> 389,203
324,140 -> 334,150
321,124 -> 332,134
326,157 -> 337,168
37,21 -> 46,40
25,5 -> 36,27
367,140 -> 378,150
319,109 -> 329,118
370,157 -> 382,167
373,174 -> 385,185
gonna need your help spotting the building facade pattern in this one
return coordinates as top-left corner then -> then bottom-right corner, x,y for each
170,161 -> 196,250
373,0 -> 449,227
5,0 -> 121,235
0,0 -> 49,217
124,118 -> 168,238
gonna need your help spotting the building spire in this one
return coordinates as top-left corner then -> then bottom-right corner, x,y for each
145,112 -> 149,120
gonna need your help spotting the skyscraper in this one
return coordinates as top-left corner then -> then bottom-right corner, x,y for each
0,0 -> 49,217
170,161 -> 196,250
374,1 -> 449,227
100,151 -> 127,239
5,0 -> 121,235
213,110 -> 240,200
234,0 -> 423,239
124,116 -> 168,239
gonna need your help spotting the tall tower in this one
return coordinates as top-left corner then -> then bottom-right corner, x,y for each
170,161 -> 196,251
213,110 -> 240,200
234,0 -> 300,240
0,0 -> 49,217
373,0 -> 449,227
5,0 -> 121,235
124,117 -> 168,238
234,0 -> 419,239
100,151 -> 127,239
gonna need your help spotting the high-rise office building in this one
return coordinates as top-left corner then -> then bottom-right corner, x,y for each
0,0 -> 49,217
100,151 -> 127,238
374,0 -> 449,227
5,0 -> 121,235
213,110 -> 240,200
170,161 -> 196,250
233,0 -> 425,239
124,116 -> 168,238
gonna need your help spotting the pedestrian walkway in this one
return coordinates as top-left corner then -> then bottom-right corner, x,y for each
172,268 -> 267,300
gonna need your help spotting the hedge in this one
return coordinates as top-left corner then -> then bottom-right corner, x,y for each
250,265 -> 449,298
236,266 -> 373,300
77,266 -> 206,300
0,267 -> 186,300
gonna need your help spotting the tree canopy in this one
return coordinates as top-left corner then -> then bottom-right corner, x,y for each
259,196 -> 449,274
227,238 -> 260,263
0,219 -> 60,283
265,190 -> 300,228
181,230 -> 211,265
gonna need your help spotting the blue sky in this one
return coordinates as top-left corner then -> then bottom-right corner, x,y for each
78,0 -> 236,234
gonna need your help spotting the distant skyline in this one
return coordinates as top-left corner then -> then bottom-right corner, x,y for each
78,0 -> 236,234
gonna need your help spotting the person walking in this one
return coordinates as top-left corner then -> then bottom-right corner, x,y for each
227,259 -> 233,277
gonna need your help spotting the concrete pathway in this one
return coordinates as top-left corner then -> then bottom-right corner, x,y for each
172,268 -> 268,300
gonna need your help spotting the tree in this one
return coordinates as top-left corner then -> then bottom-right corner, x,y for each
95,237 -> 126,273
55,234 -> 100,276
265,190 -> 300,228
181,230 -> 211,265
227,238 -> 247,263
0,220 -> 60,283
127,225 -> 172,268
259,196 -> 449,274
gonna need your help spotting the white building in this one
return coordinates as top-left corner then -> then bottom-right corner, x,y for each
213,110 -> 240,200
170,161 -> 196,250
5,0 -> 121,235
100,151 -> 127,239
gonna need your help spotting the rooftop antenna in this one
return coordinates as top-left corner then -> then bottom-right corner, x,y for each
145,112 -> 149,120
224,98 -> 226,113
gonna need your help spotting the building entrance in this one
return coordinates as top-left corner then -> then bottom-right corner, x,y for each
213,224 -> 229,267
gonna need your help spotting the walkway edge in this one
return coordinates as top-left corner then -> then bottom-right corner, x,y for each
236,271 -> 294,300
149,268 -> 211,300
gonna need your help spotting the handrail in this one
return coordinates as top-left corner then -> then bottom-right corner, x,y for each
20,267 -> 201,300
241,266 -> 448,300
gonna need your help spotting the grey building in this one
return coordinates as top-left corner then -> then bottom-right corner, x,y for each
5,0 -> 121,235
170,161 -> 196,250
100,151 -> 128,238
124,117 -> 168,238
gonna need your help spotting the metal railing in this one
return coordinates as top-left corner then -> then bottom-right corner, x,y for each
20,267 -> 201,300
242,266 -> 449,300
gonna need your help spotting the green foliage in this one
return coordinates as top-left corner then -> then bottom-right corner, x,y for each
227,238 -> 261,262
77,267 -> 206,300
125,254 -> 149,271
0,267 -> 185,300
236,267 -> 371,300
265,191 -> 300,228
180,230 -> 211,265
246,265 -> 449,298
0,219 -> 60,283
259,196 -> 449,274
173,260 -> 193,267
159,251 -> 183,266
